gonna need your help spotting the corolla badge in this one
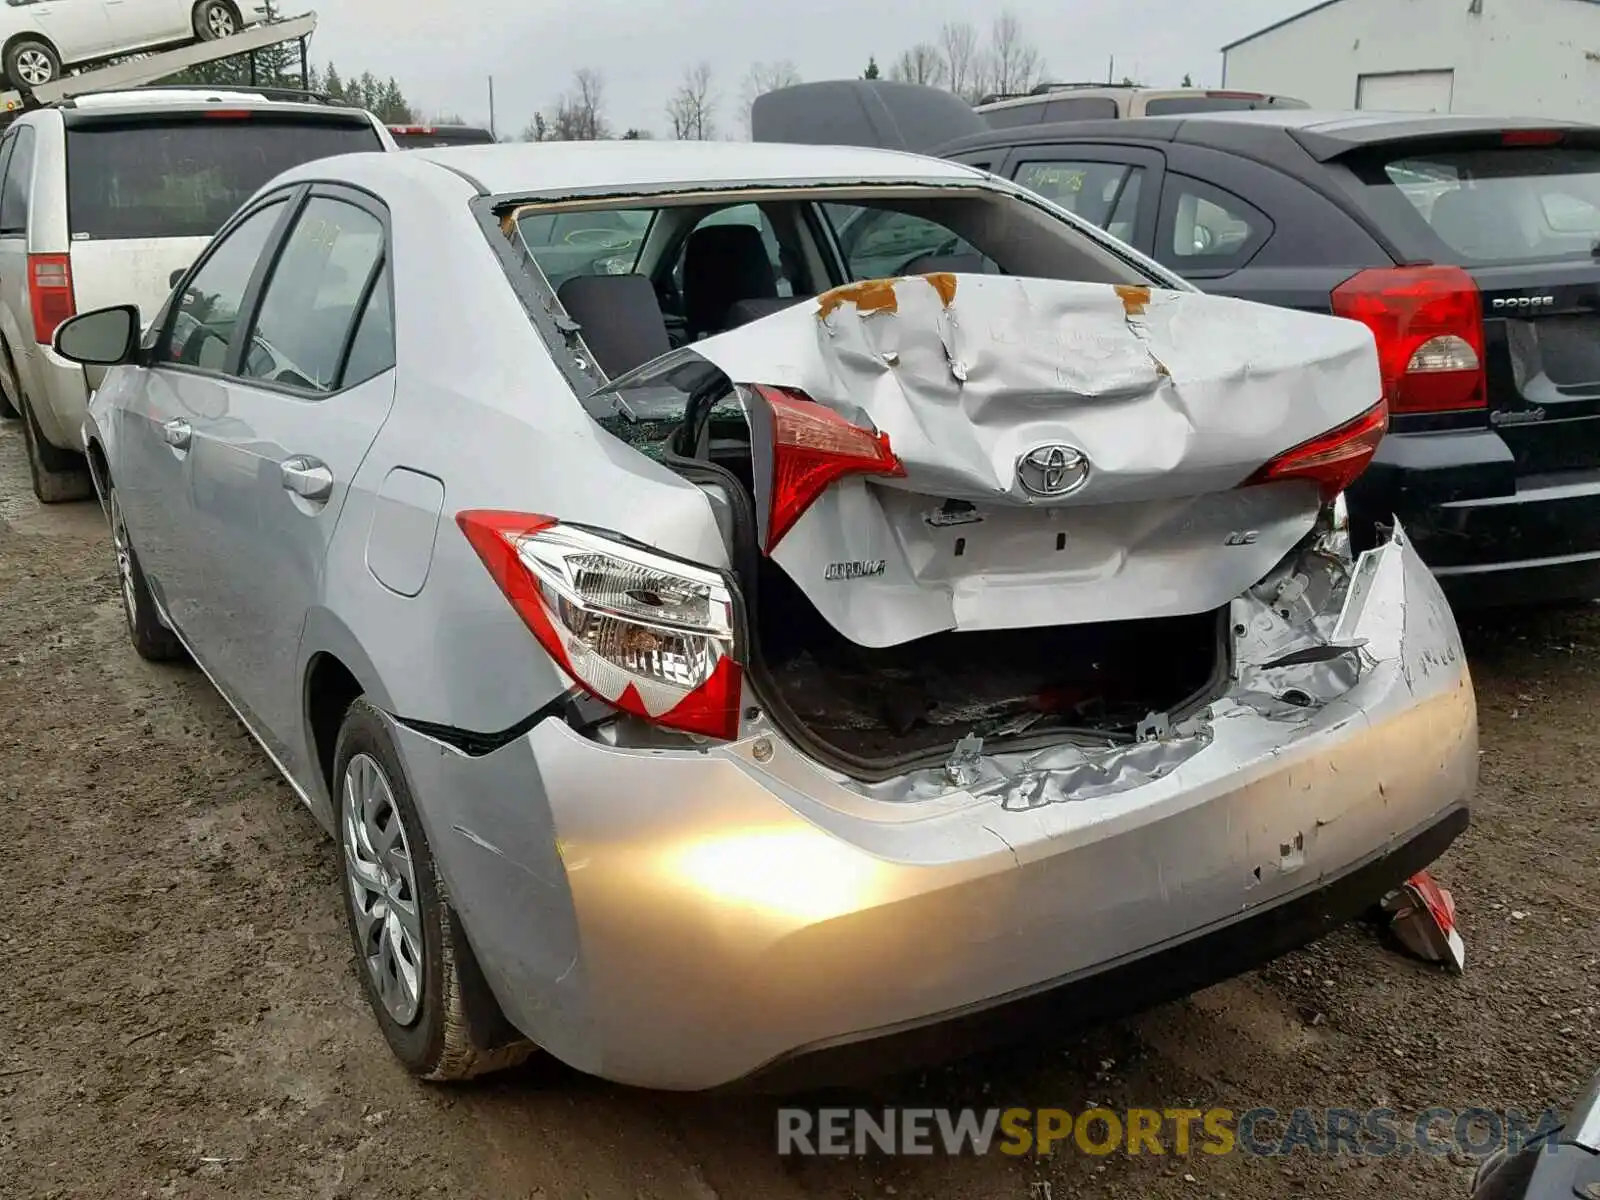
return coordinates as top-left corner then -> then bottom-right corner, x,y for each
1016,444 -> 1091,497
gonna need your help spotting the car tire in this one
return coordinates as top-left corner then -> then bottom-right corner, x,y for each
3,38 -> 60,90
108,483 -> 184,662
193,1 -> 240,41
333,700 -> 536,1082
18,394 -> 93,504
0,369 -> 18,420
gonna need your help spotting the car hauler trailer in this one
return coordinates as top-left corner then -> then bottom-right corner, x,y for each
0,11 -> 318,123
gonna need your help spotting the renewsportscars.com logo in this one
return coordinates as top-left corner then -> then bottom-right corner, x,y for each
776,1106 -> 1565,1158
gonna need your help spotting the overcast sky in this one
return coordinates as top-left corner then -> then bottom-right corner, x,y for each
304,0 -> 1313,136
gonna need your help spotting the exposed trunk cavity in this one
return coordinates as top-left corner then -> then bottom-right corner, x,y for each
752,554 -> 1227,777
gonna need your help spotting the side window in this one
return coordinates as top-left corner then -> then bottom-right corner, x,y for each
1014,160 -> 1145,243
339,263 -> 394,387
0,126 -> 35,236
1159,174 -> 1272,270
161,199 -> 287,371
821,203 -> 983,280
240,196 -> 385,393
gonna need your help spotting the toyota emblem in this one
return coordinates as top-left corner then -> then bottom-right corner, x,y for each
1016,444 -> 1090,497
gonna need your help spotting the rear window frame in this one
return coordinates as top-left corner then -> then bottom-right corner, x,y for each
62,109 -> 384,242
473,180 -> 1181,410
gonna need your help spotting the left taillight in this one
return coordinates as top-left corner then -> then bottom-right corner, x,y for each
744,383 -> 905,553
1242,400 -> 1389,502
28,253 -> 75,345
456,510 -> 742,740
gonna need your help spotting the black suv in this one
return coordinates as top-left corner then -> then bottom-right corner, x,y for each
755,83 -> 1600,607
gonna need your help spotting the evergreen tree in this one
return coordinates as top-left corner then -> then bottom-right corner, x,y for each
862,56 -> 880,80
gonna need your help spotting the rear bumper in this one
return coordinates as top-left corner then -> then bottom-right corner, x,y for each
390,532 -> 1477,1092
17,342 -> 89,452
1350,430 -> 1600,606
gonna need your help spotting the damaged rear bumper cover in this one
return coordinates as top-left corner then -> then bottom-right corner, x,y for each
389,526 -> 1476,1091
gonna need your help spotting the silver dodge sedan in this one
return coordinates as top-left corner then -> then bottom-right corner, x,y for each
56,141 -> 1476,1091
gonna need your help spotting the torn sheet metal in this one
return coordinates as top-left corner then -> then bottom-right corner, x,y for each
687,273 -> 1385,649
842,519 -> 1466,809
692,273 -> 1383,507
1381,869 -> 1467,973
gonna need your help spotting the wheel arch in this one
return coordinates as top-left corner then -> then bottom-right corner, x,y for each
83,434 -> 109,516
300,607 -> 398,816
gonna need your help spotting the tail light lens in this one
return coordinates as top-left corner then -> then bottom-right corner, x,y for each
1243,400 -> 1389,501
1331,266 -> 1486,414
29,253 -> 75,345
746,384 -> 905,553
456,511 -> 742,740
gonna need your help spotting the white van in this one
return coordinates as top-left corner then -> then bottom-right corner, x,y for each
0,88 -> 394,501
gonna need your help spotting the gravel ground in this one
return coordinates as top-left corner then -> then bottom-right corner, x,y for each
1,414 -> 1596,1200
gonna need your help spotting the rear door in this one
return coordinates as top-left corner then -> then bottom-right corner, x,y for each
178,186 -> 395,774
994,142 -> 1164,252
63,108 -> 387,322
1338,136 -> 1600,474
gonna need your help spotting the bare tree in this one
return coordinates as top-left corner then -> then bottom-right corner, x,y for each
519,112 -> 548,142
987,12 -> 1044,96
938,20 -> 980,102
546,67 -> 607,140
666,61 -> 718,140
889,43 -> 946,87
739,59 -> 801,136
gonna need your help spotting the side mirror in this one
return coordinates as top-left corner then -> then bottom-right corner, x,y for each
169,267 -> 188,288
54,304 -> 142,367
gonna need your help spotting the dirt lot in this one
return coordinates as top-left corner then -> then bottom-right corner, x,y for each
0,416 -> 1596,1200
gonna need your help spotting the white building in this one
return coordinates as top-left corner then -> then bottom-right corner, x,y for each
1221,0 -> 1600,120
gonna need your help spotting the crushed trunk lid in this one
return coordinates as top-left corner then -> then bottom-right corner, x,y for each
605,274 -> 1384,649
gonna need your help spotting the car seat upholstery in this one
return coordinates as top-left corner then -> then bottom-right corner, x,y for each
682,225 -> 779,339
557,274 -> 673,378
724,296 -> 807,328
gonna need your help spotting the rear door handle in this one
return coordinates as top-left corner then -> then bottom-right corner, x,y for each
280,455 -> 333,503
161,417 -> 191,449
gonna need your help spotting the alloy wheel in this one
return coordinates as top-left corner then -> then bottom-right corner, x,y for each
207,5 -> 236,37
16,50 -> 53,86
342,752 -> 425,1026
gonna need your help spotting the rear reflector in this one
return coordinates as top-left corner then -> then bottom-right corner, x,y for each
748,384 -> 906,553
1331,266 -> 1487,415
456,511 -> 742,740
1501,129 -> 1563,147
28,253 -> 75,345
202,109 -> 254,119
1243,401 -> 1389,502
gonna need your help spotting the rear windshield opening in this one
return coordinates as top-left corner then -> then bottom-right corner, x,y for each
492,185 -> 1156,410
1142,95 -> 1305,115
1353,143 -> 1600,265
66,116 -> 383,240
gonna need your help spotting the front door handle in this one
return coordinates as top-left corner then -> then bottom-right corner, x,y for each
161,417 -> 191,449
280,455 -> 333,503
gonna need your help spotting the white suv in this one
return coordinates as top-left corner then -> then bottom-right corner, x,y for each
0,87 -> 394,501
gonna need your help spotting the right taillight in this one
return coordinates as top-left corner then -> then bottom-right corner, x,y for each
1331,265 -> 1487,415
744,383 -> 906,553
456,511 -> 742,740
1243,400 -> 1390,501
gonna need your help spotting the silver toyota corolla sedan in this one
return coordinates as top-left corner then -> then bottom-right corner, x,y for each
55,141 -> 1477,1091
